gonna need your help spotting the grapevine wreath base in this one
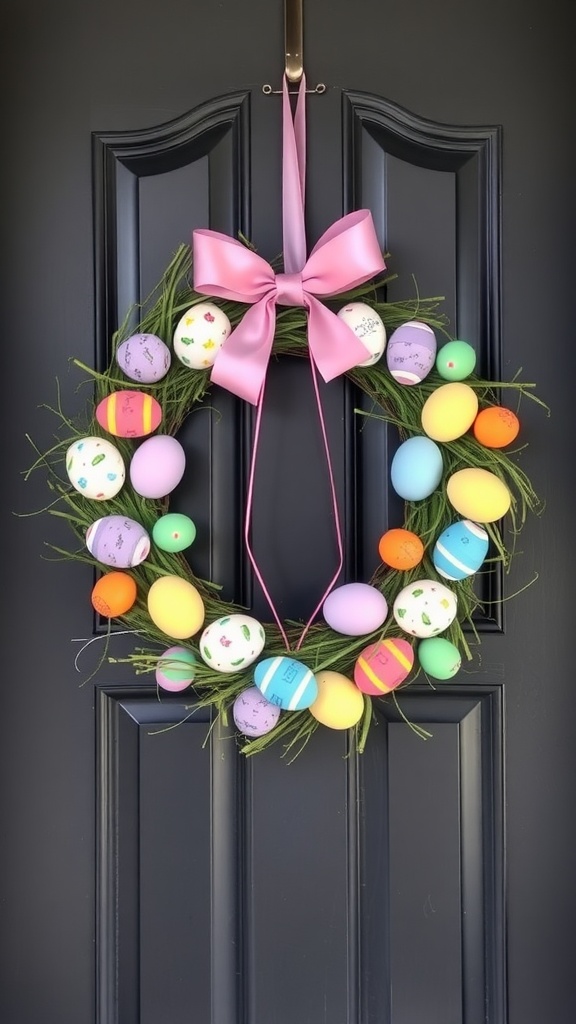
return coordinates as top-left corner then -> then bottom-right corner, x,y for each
27,243 -> 545,757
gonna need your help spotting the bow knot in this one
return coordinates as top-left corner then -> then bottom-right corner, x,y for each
275,272 -> 305,307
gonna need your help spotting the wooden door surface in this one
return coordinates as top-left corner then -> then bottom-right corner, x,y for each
1,1 -> 575,1022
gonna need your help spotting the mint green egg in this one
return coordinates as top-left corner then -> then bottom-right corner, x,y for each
417,637 -> 461,680
152,513 -> 196,552
435,340 -> 477,381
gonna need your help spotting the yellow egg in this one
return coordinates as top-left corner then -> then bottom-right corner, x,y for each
446,468 -> 511,523
147,575 -> 205,639
421,382 -> 479,442
309,670 -> 365,730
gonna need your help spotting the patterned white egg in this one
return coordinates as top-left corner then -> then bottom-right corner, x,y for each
392,579 -> 458,639
66,436 -> 125,500
337,302 -> 387,367
199,614 -> 266,673
173,302 -> 232,369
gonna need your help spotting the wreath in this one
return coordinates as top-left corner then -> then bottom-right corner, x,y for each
26,240 -> 545,758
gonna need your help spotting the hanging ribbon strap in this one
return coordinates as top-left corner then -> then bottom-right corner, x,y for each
192,75 -> 385,647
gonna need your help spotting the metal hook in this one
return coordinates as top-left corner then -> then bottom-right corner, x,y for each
285,0 -> 303,83
262,82 -> 326,96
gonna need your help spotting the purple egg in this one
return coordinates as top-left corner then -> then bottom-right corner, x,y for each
323,583 -> 388,636
386,320 -> 437,385
129,435 -> 186,499
233,686 -> 281,737
86,515 -> 150,567
116,333 -> 171,383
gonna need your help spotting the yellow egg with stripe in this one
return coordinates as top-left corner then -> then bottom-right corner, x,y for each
310,671 -> 365,729
354,638 -> 414,695
95,390 -> 162,438
446,467 -> 511,523
147,575 -> 205,639
421,382 -> 478,442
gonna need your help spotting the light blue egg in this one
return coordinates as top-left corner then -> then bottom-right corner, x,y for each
390,435 -> 444,501
253,656 -> 318,711
432,519 -> 489,580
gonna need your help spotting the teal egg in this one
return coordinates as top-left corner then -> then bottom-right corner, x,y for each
152,513 -> 196,552
435,340 -> 477,381
155,645 -> 197,691
254,656 -> 318,711
417,637 -> 461,679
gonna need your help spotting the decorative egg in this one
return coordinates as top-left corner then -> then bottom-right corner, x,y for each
253,656 -> 318,711
337,301 -> 387,367
199,614 -> 266,673
129,435 -> 186,499
417,637 -> 461,680
421,382 -> 479,442
95,390 -> 162,438
386,320 -> 437,384
155,646 -> 197,692
446,468 -> 511,523
152,513 -> 196,552
91,571 -> 137,618
309,670 -> 365,729
173,302 -> 231,369
435,340 -> 477,381
147,575 -> 205,639
233,686 -> 282,737
116,333 -> 171,383
473,406 -> 520,448
432,519 -> 489,580
393,579 -> 458,639
323,582 -> 388,636
378,528 -> 424,570
86,515 -> 150,568
354,637 -> 414,695
66,436 -> 125,500
390,435 -> 443,501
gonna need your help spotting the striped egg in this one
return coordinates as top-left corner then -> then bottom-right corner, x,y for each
432,519 -> 489,580
95,390 -> 162,438
354,638 -> 414,695
386,320 -> 437,385
253,656 -> 318,711
86,515 -> 150,567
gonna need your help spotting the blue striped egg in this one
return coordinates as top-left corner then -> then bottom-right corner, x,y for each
432,519 -> 489,580
253,656 -> 318,711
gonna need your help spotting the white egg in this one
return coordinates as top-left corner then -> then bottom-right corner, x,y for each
337,302 -> 387,367
199,614 -> 266,673
173,302 -> 232,369
392,579 -> 457,639
66,436 -> 125,500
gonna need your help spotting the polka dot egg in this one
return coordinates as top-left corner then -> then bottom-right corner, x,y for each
66,436 -> 125,500
173,302 -> 231,369
200,614 -> 266,674
386,320 -> 437,385
116,333 -> 171,383
393,579 -> 458,639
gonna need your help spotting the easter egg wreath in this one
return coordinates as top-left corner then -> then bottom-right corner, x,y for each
27,241 -> 545,757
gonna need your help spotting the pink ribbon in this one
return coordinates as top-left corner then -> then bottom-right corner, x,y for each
193,76 -> 386,404
192,75 -> 386,650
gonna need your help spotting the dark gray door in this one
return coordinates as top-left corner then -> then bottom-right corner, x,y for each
2,2 -> 574,1022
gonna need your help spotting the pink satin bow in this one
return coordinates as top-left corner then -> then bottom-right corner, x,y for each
192,77 -> 386,405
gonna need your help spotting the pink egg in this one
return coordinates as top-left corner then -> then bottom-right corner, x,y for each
233,686 -> 281,737
129,435 -> 186,498
354,638 -> 414,694
323,583 -> 388,636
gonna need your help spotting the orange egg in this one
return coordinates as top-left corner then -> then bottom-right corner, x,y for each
378,528 -> 424,570
91,571 -> 137,617
473,406 -> 520,448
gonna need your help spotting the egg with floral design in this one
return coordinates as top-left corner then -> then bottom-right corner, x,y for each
393,579 -> 457,639
173,302 -> 231,369
200,614 -> 266,673
66,436 -> 125,500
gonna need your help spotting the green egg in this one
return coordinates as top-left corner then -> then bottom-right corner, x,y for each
435,340 -> 477,381
417,637 -> 461,680
152,513 -> 196,553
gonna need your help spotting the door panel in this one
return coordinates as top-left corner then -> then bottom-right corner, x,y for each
2,2 -> 575,1023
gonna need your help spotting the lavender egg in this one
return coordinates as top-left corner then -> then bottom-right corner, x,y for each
233,685 -> 281,738
129,435 -> 186,499
386,320 -> 437,385
323,582 -> 388,636
116,333 -> 171,383
86,515 -> 150,567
